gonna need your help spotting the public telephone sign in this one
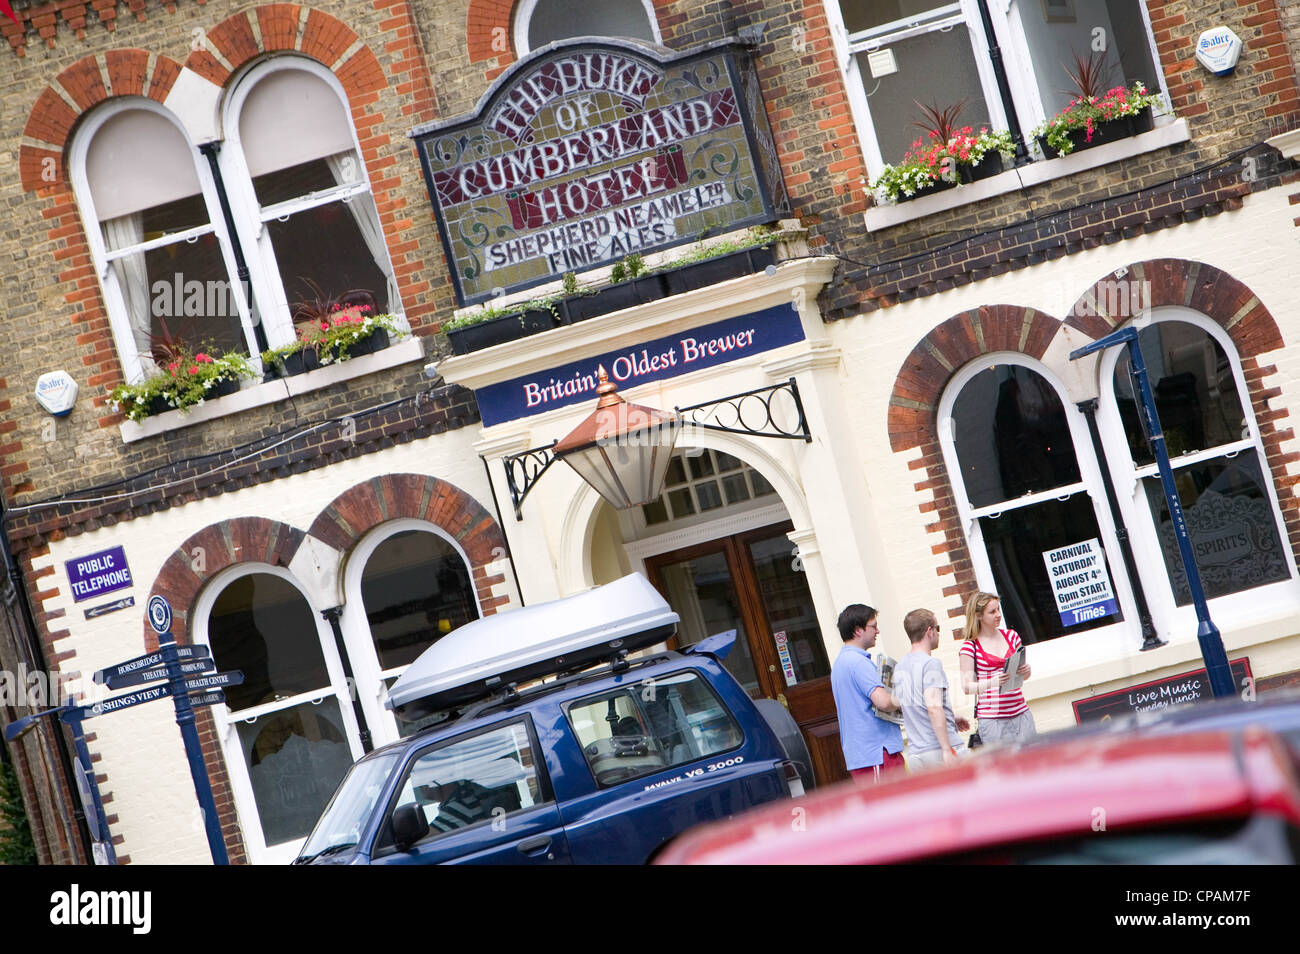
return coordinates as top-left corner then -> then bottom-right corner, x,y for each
65,546 -> 133,603
1042,538 -> 1118,627
412,40 -> 788,305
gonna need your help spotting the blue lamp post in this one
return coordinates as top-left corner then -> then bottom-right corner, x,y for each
1070,326 -> 1235,698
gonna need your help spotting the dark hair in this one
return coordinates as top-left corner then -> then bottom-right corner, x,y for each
837,604 -> 877,642
903,608 -> 937,643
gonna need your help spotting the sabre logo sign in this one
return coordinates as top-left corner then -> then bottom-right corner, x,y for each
49,884 -> 151,934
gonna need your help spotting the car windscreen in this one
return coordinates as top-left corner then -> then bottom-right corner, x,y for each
298,750 -> 401,861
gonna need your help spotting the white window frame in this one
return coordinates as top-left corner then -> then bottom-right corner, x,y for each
826,0 -> 1172,180
938,353 -> 1143,674
68,98 -> 254,385
194,563 -> 366,865
1095,307 -> 1300,639
513,0 -> 663,55
340,519 -> 482,748
217,56 -> 405,354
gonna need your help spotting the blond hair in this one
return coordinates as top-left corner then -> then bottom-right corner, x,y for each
963,591 -> 999,641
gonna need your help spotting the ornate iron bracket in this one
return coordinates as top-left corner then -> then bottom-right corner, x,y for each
503,440 -> 558,520
675,378 -> 813,444
500,379 -> 813,520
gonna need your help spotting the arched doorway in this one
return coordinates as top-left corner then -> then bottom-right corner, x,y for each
614,446 -> 844,783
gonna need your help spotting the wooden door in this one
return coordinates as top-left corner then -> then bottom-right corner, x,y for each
645,523 -> 848,785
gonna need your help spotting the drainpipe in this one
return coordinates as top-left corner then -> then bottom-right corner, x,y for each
971,0 -> 1029,164
320,607 -> 372,753
1076,399 -> 1165,651
198,142 -> 271,356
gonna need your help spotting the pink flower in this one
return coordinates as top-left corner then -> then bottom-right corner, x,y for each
195,352 -> 212,363
167,362 -> 179,373
188,365 -> 199,375
319,321 -> 329,330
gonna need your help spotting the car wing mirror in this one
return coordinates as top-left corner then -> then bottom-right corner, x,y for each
392,804 -> 430,850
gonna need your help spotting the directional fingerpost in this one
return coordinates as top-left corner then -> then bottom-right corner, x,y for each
104,657 -> 215,691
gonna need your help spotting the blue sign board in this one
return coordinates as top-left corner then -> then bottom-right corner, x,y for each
105,658 -> 215,691
93,644 -> 211,685
475,303 -> 806,426
65,546 -> 133,603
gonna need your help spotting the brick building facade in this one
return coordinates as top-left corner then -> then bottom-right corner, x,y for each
1,0 -> 1299,863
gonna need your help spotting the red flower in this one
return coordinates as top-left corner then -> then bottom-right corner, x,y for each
195,352 -> 212,363
167,362 -> 179,373
319,321 -> 329,330
188,365 -> 199,375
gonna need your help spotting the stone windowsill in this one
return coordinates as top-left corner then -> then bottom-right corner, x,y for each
864,119 -> 1191,232
118,336 -> 427,444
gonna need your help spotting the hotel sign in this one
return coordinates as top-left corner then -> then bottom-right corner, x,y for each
412,41 -> 788,305
476,302 -> 804,427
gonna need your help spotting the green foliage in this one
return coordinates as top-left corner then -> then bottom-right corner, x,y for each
0,760 -> 36,866
623,253 -> 647,278
1032,81 -> 1159,156
660,227 -> 777,268
264,309 -> 399,365
609,261 -> 627,284
108,347 -> 258,422
561,272 -> 580,296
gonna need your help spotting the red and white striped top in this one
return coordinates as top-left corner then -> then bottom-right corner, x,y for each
960,629 -> 1028,720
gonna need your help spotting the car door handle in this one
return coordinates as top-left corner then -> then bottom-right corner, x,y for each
517,835 -> 552,857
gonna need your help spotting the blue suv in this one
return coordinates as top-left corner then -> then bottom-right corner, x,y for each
294,574 -> 810,864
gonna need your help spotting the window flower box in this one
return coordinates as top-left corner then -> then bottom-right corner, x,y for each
1033,81 -> 1160,159
446,304 -> 560,355
109,349 -> 257,422
661,245 -> 778,297
872,122 -> 1014,204
562,274 -> 664,323
264,310 -> 401,374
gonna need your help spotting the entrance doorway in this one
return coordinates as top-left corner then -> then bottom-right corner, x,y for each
645,523 -> 848,784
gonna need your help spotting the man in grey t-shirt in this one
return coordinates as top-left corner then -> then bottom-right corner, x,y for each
894,608 -> 970,769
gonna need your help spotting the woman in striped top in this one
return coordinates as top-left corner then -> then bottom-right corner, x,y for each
959,592 -> 1036,747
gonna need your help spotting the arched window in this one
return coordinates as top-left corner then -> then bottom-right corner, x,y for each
70,58 -> 405,390
1102,314 -> 1295,609
220,58 -> 401,348
70,101 -> 251,382
202,569 -> 363,864
341,521 -> 481,745
942,359 -> 1127,644
513,0 -> 660,55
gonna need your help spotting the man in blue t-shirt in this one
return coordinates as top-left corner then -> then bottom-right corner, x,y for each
830,604 -> 904,782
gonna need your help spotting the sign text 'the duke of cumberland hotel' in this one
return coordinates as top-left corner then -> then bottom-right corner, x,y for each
411,41 -> 788,305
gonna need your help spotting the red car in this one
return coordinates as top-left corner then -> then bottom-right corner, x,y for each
656,728 -> 1300,864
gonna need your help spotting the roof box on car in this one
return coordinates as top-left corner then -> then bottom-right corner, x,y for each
386,573 -> 679,715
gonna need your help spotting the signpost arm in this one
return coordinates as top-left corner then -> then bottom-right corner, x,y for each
159,629 -> 229,864
1069,328 -> 1235,699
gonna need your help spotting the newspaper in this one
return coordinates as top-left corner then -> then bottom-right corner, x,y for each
873,652 -> 904,726
1001,646 -> 1025,693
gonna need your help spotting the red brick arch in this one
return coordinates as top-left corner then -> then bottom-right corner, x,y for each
887,304 -> 1062,454
1065,258 -> 1285,358
308,474 -> 511,614
467,0 -> 674,79
20,49 -> 185,191
145,517 -> 307,646
19,5 -> 386,193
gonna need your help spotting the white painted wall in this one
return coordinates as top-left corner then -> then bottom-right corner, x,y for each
37,425 -> 492,864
